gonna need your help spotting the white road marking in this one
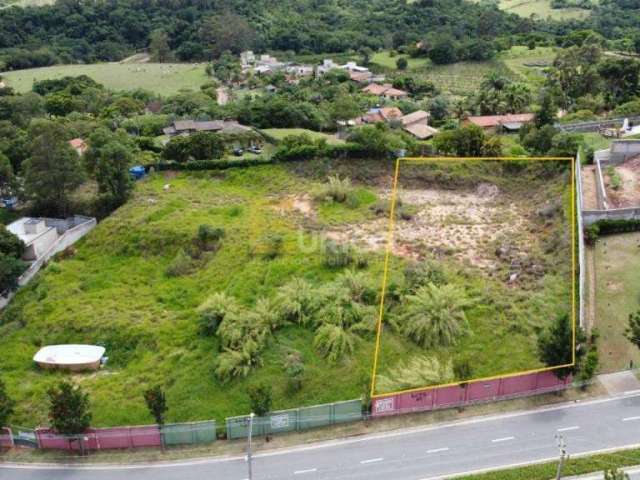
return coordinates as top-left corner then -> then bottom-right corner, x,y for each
622,416 -> 640,422
427,447 -> 450,454
294,468 -> 317,474
491,436 -> 515,443
557,426 -> 580,432
623,389 -> 640,396
360,457 -> 384,464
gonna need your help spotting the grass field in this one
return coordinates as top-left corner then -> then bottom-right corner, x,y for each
0,159 -> 573,426
371,52 -> 429,71
261,128 -> 345,145
469,0 -> 591,20
594,232 -> 640,372
1,63 -> 209,96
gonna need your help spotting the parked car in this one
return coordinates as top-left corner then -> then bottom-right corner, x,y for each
233,148 -> 244,156
247,146 -> 263,154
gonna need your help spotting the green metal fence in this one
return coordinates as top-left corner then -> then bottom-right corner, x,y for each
225,399 -> 362,440
162,420 -> 217,446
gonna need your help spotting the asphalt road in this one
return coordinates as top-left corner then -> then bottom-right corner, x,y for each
2,393 -> 640,480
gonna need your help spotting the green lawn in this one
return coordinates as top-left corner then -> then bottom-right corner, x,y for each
594,232 -> 640,372
371,51 -> 429,71
424,59 -> 514,96
261,128 -> 345,145
582,132 -> 613,152
468,0 -> 591,20
1,63 -> 209,96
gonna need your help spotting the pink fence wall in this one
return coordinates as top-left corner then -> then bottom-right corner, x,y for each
372,370 -> 572,416
0,427 -> 13,448
35,426 -> 161,451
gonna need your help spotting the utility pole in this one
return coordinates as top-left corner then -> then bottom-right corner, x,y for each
247,412 -> 255,480
555,433 -> 568,480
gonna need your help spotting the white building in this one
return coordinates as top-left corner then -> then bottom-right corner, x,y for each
7,218 -> 59,261
317,59 -> 339,76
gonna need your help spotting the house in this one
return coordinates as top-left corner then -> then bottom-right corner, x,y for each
349,71 -> 373,84
286,64 -> 314,77
7,218 -> 58,261
68,138 -> 88,156
400,110 -> 439,140
361,83 -> 408,100
463,113 -> 534,132
240,50 -> 256,68
340,61 -> 369,74
162,120 -> 253,137
317,59 -> 339,76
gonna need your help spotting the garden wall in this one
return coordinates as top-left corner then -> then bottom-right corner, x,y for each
371,371 -> 572,417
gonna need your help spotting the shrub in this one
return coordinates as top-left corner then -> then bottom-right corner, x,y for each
214,340 -> 263,382
404,260 -> 446,291
313,323 -> 354,362
315,175 -> 353,203
196,225 -> 225,251
165,249 -> 193,277
276,277 -> 318,325
284,351 -> 305,393
217,310 -> 269,350
197,292 -> 239,336
400,283 -> 471,348
143,385 -> 168,426
258,233 -> 284,260
247,382 -> 273,416
453,357 -> 474,383
323,240 -> 354,268
606,165 -> 622,190
376,356 -> 454,392
47,381 -> 91,434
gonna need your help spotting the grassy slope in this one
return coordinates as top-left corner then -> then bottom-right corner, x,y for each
467,0 -> 591,20
1,63 -> 209,96
371,52 -> 428,71
0,166 -> 382,427
594,232 -> 640,372
0,160 -> 572,426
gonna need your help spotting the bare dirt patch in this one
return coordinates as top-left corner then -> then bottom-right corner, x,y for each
604,156 -> 640,208
327,184 -> 544,278
581,165 -> 599,210
272,194 -> 315,218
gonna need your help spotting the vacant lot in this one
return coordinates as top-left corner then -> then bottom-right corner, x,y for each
603,157 -> 640,208
261,128 -> 345,145
0,159 -> 573,426
594,233 -> 640,372
371,51 -> 429,71
1,63 -> 209,96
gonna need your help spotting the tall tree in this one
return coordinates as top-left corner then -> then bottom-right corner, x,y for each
199,11 -> 256,59
94,141 -> 134,207
149,29 -> 171,63
625,310 -> 640,351
47,381 -> 91,435
23,122 -> 84,216
537,313 -> 579,379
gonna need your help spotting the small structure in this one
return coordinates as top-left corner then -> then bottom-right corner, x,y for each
129,166 -> 146,180
361,83 -> 408,100
316,59 -> 340,76
33,345 -> 106,371
68,138 -> 88,156
286,64 -> 314,78
463,113 -> 534,132
7,218 -> 59,261
163,119 -> 253,137
400,110 -> 439,140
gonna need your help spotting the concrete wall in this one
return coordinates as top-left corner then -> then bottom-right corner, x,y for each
583,207 -> 640,225
371,371 -> 572,417
556,115 -> 640,133
576,154 -> 585,329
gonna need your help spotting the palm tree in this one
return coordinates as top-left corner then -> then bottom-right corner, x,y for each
313,323 -> 355,362
399,283 -> 472,348
197,292 -> 239,336
503,83 -> 532,113
276,277 -> 318,325
480,71 -> 510,93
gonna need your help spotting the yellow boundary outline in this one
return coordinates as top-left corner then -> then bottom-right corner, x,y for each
370,156 -> 577,399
